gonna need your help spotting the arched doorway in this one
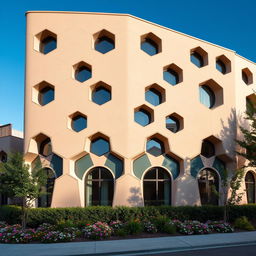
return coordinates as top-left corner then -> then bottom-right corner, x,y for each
198,168 -> 219,205
143,167 -> 171,206
85,167 -> 114,206
38,168 -> 56,207
245,171 -> 255,204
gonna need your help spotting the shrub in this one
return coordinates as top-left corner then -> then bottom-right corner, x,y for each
207,221 -> 234,233
234,216 -> 255,231
124,221 -> 143,235
41,231 -> 76,243
163,223 -> 176,234
56,219 -> 75,231
116,228 -> 129,236
109,220 -> 124,235
152,216 -> 169,232
83,222 -> 112,240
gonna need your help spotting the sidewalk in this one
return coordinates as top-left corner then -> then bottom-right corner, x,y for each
1,231 -> 256,256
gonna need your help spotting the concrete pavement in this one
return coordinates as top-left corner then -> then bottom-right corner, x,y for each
1,231 -> 256,256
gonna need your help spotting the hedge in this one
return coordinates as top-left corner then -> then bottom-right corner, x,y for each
1,205 -> 256,227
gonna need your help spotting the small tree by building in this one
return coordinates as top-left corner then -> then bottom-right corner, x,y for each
0,152 -> 47,229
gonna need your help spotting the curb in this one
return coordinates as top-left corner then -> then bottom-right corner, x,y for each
70,241 -> 256,256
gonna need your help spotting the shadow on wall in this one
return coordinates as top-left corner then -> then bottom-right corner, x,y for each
127,187 -> 143,207
219,108 -> 248,167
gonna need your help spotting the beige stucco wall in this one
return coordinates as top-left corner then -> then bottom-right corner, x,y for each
24,11 -> 256,207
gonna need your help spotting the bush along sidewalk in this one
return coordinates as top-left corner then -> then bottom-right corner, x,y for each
0,217 -> 237,244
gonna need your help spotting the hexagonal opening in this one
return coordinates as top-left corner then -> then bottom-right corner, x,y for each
134,105 -> 154,126
32,81 -> 55,106
94,29 -> 115,54
246,93 -> 256,112
34,133 -> 52,157
90,133 -> 110,156
140,32 -> 162,56
199,79 -> 223,109
190,47 -> 208,68
72,61 -> 92,83
166,113 -> 184,133
68,112 -> 87,132
163,64 -> 183,86
90,81 -> 112,105
216,55 -> 231,74
0,151 -> 7,163
146,133 -> 169,157
145,83 -> 165,106
242,68 -> 253,85
34,29 -> 57,54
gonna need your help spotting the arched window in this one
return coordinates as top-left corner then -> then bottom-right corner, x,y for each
0,151 -> 7,163
201,140 -> 215,158
39,138 -> 52,157
38,168 -> 55,207
143,167 -> 171,206
85,167 -> 114,206
198,168 -> 219,205
245,171 -> 255,204
199,85 -> 215,109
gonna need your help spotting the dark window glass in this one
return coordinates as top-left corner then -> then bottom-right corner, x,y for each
71,115 -> 87,132
216,60 -> 226,74
39,138 -> 52,157
95,36 -> 115,54
38,87 -> 54,106
143,167 -> 171,206
92,86 -> 111,105
145,88 -> 162,106
40,36 -> 57,54
0,151 -> 7,163
166,116 -> 180,133
141,38 -> 159,56
38,168 -> 55,207
163,69 -> 179,85
134,109 -> 151,126
85,167 -> 114,206
199,85 -> 215,109
75,66 -> 92,82
242,71 -> 249,85
201,140 -> 215,158
91,137 -> 110,156
245,171 -> 255,204
198,169 -> 219,205
146,139 -> 165,157
191,52 -> 204,67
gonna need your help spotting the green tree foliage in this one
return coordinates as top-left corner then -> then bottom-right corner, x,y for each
236,97 -> 256,167
0,153 -> 47,229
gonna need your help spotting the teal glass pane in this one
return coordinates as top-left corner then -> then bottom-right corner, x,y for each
199,85 -> 215,108
91,138 -> 110,156
145,89 -> 162,106
163,69 -> 179,85
134,109 -> 151,126
75,67 -> 92,82
71,116 -> 87,132
92,86 -> 111,105
141,39 -> 158,56
95,36 -> 114,54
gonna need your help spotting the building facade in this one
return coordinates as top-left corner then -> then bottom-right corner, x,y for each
24,11 -> 256,208
0,124 -> 24,205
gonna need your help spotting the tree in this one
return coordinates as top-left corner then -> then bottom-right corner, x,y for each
236,97 -> 256,168
0,152 -> 47,229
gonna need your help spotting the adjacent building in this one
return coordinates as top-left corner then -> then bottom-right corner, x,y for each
24,11 -> 256,208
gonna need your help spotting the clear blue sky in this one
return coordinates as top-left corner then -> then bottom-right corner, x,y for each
1,0 -> 256,131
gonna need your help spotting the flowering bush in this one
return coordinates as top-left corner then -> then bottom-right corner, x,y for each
207,221 -> 234,233
0,221 -> 7,228
40,231 -> 76,243
109,220 -> 124,234
143,221 -> 158,233
83,222 -> 112,240
0,225 -> 36,243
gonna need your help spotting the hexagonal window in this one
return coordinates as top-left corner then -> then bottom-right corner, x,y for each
246,94 -> 256,112
91,82 -> 111,105
216,55 -> 231,74
73,62 -> 92,83
91,137 -> 110,156
94,30 -> 115,54
34,134 -> 52,157
201,140 -> 215,158
141,33 -> 162,56
34,30 -> 57,54
190,47 -> 208,68
69,112 -> 87,132
199,79 -> 223,109
146,138 -> 165,157
145,84 -> 165,106
163,64 -> 183,86
32,81 -> 55,106
134,105 -> 153,126
166,113 -> 184,133
242,68 -> 253,85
